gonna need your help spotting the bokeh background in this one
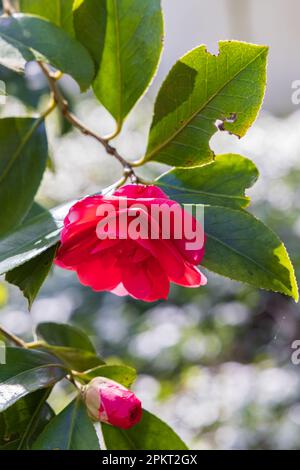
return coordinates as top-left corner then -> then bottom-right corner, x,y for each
1,0 -> 300,449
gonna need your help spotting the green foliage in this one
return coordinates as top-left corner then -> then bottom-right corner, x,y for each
19,0 -> 75,36
202,205 -> 299,301
0,117 -> 48,236
78,364 -> 137,388
0,389 -> 54,450
144,41 -> 268,167
77,0 -> 163,127
5,244 -> 57,309
32,397 -> 100,450
157,154 -> 259,209
0,202 -> 69,275
36,322 -> 104,371
102,409 -> 188,450
0,347 -> 66,411
0,14 -> 94,90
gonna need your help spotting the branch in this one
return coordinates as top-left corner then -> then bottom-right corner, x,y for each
0,325 -> 27,348
38,62 -> 139,183
2,0 -> 15,15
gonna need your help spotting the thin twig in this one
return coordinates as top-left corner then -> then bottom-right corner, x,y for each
0,325 -> 27,348
38,62 -> 139,182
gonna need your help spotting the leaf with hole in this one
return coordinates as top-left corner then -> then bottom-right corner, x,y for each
144,41 -> 268,167
157,154 -> 258,209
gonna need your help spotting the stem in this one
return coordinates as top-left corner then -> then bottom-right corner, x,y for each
38,62 -> 139,183
0,325 -> 27,348
2,0 -> 15,15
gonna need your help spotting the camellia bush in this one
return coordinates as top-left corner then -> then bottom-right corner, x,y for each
0,0 -> 298,451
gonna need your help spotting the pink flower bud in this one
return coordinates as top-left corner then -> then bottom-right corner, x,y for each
84,377 -> 142,430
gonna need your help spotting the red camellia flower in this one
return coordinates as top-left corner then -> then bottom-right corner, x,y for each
55,184 -> 206,302
84,377 -> 142,429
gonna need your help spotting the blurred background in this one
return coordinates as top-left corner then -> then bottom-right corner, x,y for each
1,0 -> 300,449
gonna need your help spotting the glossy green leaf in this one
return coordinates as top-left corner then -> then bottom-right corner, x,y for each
202,205 -> 299,301
0,347 -> 67,412
0,14 -> 94,90
79,364 -> 137,388
32,397 -> 100,450
36,322 -> 96,353
0,389 -> 54,450
5,244 -> 58,309
102,409 -> 188,450
73,0 -> 107,67
19,0 -> 75,36
91,0 -> 163,127
38,345 -> 104,372
144,41 -> 268,167
36,322 -> 104,371
157,154 -> 258,209
0,117 -> 48,237
0,201 -> 71,275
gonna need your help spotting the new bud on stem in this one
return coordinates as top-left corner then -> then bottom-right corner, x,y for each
83,377 -> 142,430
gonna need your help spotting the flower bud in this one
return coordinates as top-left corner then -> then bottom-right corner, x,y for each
83,377 -> 142,430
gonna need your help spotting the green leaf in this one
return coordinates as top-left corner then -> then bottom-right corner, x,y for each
0,14 -> 94,90
38,345 -> 104,372
157,154 -> 258,209
144,41 -> 268,167
0,117 -> 48,237
32,397 -> 100,450
91,0 -> 163,127
202,205 -> 299,301
78,364 -> 137,388
0,389 -> 54,450
36,322 -> 96,353
36,322 -> 104,371
73,0 -> 107,68
5,244 -> 57,309
0,347 -> 67,412
0,201 -> 71,275
102,409 -> 188,450
19,0 -> 75,36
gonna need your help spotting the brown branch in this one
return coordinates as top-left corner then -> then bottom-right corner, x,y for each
0,325 -> 27,348
38,62 -> 139,183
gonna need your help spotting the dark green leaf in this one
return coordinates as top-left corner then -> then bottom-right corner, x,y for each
5,244 -> 58,309
0,201 -> 71,275
32,397 -> 100,450
144,41 -> 268,167
202,205 -> 299,301
79,364 -> 137,388
19,0 -> 75,36
0,117 -> 48,236
0,389 -> 54,450
73,0 -> 107,67
0,347 -> 67,412
36,322 -> 96,352
157,154 -> 258,209
38,345 -> 104,372
102,409 -> 188,450
91,0 -> 163,127
0,14 -> 94,90
36,322 -> 104,371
